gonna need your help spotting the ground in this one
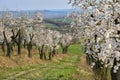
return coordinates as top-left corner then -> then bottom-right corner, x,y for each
0,44 -> 94,80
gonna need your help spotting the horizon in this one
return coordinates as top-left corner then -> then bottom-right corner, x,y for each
0,8 -> 74,12
0,0 -> 72,11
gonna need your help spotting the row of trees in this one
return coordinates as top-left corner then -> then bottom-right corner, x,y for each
0,10 -> 74,60
69,0 -> 120,80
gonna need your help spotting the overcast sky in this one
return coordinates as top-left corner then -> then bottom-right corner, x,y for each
0,0 -> 72,11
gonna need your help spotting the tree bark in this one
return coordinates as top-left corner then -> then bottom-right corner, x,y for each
3,31 -> 11,57
11,29 -> 22,55
111,58 -> 120,80
38,47 -> 41,59
40,45 -> 44,59
62,46 -> 68,54
1,41 -> 5,55
49,48 -> 52,60
6,43 -> 11,57
27,34 -> 34,58
27,42 -> 32,58
18,42 -> 21,55
52,47 -> 56,57
23,39 -> 26,48
17,31 -> 22,55
43,52 -> 46,60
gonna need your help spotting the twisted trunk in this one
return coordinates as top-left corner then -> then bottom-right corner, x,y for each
3,31 -> 12,57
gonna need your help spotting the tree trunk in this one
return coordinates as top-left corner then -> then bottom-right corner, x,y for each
92,60 -> 109,80
111,58 -> 120,80
52,47 -> 56,57
62,46 -> 68,54
27,42 -> 32,58
38,47 -> 41,59
17,33 -> 22,55
1,41 -> 5,55
6,43 -> 11,57
86,54 -> 92,65
27,34 -> 34,58
28,45 -> 31,58
40,45 -> 44,59
111,67 -> 120,80
43,52 -> 46,60
23,39 -> 26,48
18,43 -> 21,55
11,29 -> 22,55
49,48 -> 52,60
101,67 -> 109,80
3,31 -> 11,57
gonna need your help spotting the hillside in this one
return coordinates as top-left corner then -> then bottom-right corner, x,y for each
0,9 -> 74,19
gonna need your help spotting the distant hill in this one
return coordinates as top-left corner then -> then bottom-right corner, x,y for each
0,9 -> 75,19
40,9 -> 73,19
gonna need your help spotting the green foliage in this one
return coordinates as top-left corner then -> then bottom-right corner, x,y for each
53,18 -> 72,24
43,23 -> 58,28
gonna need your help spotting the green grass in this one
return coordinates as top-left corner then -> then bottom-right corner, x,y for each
53,18 -> 72,24
58,44 -> 83,55
68,44 -> 83,55
0,44 -> 86,80
0,65 -> 41,79
30,53 -> 81,80
31,44 -> 83,80
43,23 -> 58,28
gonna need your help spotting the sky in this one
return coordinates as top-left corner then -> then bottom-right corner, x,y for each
0,0 -> 72,11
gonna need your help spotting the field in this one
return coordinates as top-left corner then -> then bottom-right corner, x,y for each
0,44 -> 94,80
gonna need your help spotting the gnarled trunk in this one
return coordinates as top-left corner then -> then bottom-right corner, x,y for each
3,31 -> 12,57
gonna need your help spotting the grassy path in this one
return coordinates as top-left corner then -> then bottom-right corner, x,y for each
4,53 -> 80,80
0,44 -> 93,80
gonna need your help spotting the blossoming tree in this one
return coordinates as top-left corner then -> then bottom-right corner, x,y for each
69,0 -> 120,80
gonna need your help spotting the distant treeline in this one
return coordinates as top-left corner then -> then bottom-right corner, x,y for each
0,9 -> 74,19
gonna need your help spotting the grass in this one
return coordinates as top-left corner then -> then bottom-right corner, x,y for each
0,65 -> 39,79
68,44 -> 83,55
43,23 -> 58,28
53,18 -> 72,24
58,44 -> 83,55
0,44 -> 94,80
